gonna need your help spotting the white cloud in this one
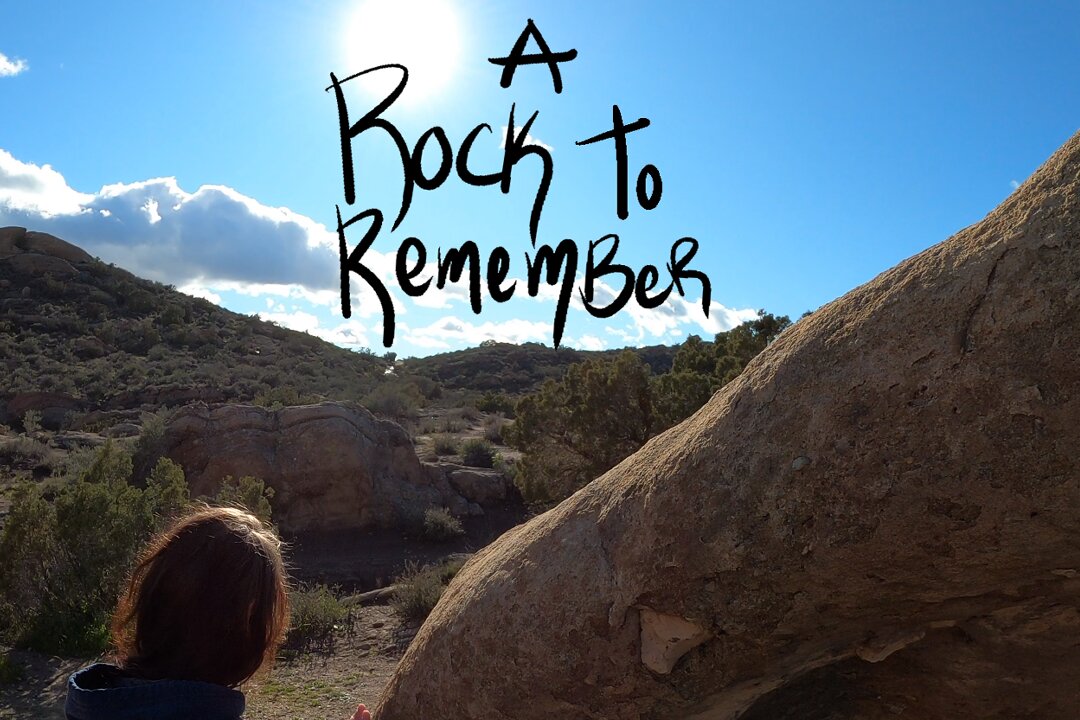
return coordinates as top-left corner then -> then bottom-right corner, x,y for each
0,148 -> 401,297
400,316 -> 553,349
258,310 -> 320,334
254,310 -> 374,350
572,335 -> 607,351
0,149 -> 93,215
316,320 -> 372,349
143,198 -> 162,224
0,52 -> 27,77
500,125 -> 553,153
178,283 -> 222,305
1010,179 -> 1020,190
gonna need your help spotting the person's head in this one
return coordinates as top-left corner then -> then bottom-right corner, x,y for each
110,505 -> 289,687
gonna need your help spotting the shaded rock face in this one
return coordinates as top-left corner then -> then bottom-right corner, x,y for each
375,131 -> 1080,720
161,402 -> 508,533
0,391 -> 84,430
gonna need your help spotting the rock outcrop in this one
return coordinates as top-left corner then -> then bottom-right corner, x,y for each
374,131 -> 1080,719
160,402 -> 510,533
0,391 -> 85,431
0,226 -> 95,266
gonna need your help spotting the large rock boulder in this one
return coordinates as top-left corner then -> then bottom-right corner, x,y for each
375,132 -> 1080,720
161,402 -> 473,533
0,226 -> 94,266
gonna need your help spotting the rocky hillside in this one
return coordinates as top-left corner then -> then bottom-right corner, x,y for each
0,226 -> 385,429
403,341 -> 680,394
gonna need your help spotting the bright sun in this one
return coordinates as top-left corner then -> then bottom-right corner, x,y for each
342,0 -> 464,108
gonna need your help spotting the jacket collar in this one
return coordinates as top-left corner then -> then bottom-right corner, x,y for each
66,663 -> 245,720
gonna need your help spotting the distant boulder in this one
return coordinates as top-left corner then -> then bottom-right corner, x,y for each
375,133 -> 1080,719
0,226 -> 94,267
160,401 -> 488,533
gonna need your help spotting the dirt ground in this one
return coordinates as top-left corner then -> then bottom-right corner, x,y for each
245,604 -> 416,720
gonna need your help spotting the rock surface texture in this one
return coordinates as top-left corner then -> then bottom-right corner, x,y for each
375,132 -> 1080,719
161,402 -> 506,533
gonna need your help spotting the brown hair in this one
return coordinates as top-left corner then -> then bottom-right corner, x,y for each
110,505 -> 289,687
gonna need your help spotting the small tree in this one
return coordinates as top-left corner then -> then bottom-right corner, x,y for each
215,475 -> 274,526
21,410 -> 41,435
145,457 -> 190,527
460,439 -> 495,469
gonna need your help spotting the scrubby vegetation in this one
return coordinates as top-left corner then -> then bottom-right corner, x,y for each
460,438 -> 495,468
0,252 -> 387,417
285,584 -> 350,655
431,434 -> 460,456
422,507 -> 465,542
391,559 -> 465,621
0,443 -> 188,655
506,311 -> 792,502
0,441 -> 276,657
403,341 -> 680,395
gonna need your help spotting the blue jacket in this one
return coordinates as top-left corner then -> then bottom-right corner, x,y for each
66,663 -> 245,720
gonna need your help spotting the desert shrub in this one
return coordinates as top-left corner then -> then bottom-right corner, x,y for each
440,418 -> 463,434
22,409 -> 41,435
422,507 -> 464,542
0,441 -> 165,656
117,318 -> 160,355
132,410 -> 169,473
362,381 -> 421,419
214,475 -> 274,526
475,391 -> 516,417
459,406 -> 480,422
391,559 -> 464,621
285,584 -> 349,655
0,436 -> 50,464
482,416 -> 507,444
146,343 -> 170,362
432,434 -> 459,456
253,385 -> 318,409
493,453 -> 518,480
460,439 -> 494,469
145,457 -> 190,527
158,303 -> 186,326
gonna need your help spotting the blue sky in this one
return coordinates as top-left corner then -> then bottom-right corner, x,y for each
1,1 -> 1078,357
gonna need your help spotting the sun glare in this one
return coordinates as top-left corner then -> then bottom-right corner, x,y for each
341,0 -> 464,108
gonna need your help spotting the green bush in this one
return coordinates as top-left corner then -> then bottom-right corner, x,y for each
432,434 -> 459,456
214,475 -> 274,526
422,507 -> 464,542
22,409 -> 41,435
132,410 -> 169,473
460,439 -> 494,469
362,381 -> 422,419
0,436 -> 50,464
391,559 -> 464,622
0,442 -> 192,656
475,391 -> 516,417
145,457 -> 190,527
285,585 -> 348,655
253,386 -> 319,409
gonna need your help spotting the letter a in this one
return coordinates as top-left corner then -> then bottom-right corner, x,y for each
488,19 -> 578,94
